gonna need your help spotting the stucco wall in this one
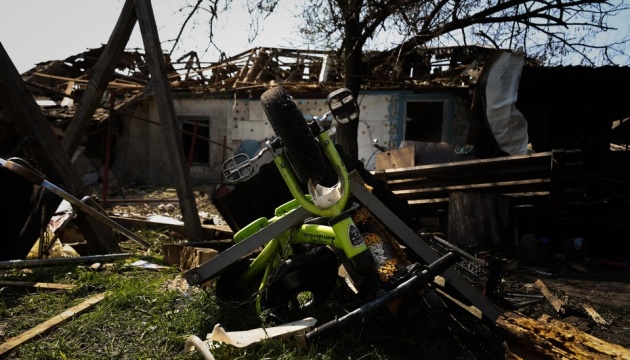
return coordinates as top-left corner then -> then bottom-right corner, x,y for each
114,89 -> 471,186
113,98 -> 229,186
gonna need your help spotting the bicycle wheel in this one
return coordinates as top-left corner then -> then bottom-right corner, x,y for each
260,86 -> 326,185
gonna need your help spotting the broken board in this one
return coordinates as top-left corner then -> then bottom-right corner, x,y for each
0,292 -> 106,356
375,146 -> 415,171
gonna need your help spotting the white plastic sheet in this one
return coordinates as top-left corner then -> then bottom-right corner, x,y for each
484,48 -> 529,155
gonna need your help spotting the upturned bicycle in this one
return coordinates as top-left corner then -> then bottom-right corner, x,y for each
186,85 -> 459,339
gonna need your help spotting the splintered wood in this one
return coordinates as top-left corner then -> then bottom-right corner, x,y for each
534,279 -> 566,314
497,312 -> 630,359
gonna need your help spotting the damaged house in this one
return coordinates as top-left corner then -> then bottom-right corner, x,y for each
16,45 -> 501,188
6,44 -> 630,261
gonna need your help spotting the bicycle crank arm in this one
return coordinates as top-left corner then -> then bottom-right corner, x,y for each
0,158 -> 150,249
305,251 -> 459,341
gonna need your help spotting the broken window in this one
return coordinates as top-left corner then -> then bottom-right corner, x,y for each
179,116 -> 211,165
404,101 -> 444,143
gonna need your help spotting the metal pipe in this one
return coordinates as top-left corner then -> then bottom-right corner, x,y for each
306,252 -> 459,341
0,253 -> 131,270
187,122 -> 199,170
100,198 -> 180,204
101,94 -> 116,207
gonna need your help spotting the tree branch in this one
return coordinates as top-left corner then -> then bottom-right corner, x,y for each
170,0 -> 205,54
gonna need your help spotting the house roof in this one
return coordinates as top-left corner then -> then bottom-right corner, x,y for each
19,44 -> 494,131
21,44 -> 630,135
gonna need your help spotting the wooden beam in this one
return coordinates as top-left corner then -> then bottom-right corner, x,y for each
372,150 -> 582,182
0,43 -> 80,190
61,0 -> 138,157
393,178 -> 550,200
134,0 -> 203,241
0,293 -> 106,356
0,281 -> 76,290
0,43 -> 120,255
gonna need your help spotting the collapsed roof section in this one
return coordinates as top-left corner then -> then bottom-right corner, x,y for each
22,44 -> 493,99
18,44 -> 495,135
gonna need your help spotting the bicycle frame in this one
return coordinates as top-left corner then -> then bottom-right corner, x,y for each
229,127 -> 372,313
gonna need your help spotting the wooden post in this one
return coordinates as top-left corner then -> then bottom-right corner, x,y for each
549,148 -> 566,215
0,43 -> 120,255
134,0 -> 203,241
447,192 -> 513,253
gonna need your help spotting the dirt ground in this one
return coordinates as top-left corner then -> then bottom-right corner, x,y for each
499,262 -> 630,349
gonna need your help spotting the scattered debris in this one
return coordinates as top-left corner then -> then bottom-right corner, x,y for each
534,279 -> 566,315
497,312 -> 630,359
161,275 -> 200,296
582,304 -> 610,326
128,260 -> 169,271
204,317 -> 316,348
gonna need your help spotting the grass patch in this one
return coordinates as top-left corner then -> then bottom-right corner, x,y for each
0,233 -> 504,359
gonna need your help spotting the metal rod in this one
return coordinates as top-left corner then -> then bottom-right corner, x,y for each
187,122 -> 199,170
306,252 -> 459,341
0,253 -> 131,269
102,94 -> 116,208
101,198 -> 180,204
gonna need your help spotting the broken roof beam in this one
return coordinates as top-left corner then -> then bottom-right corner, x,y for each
31,72 -> 145,90
61,0 -> 137,157
233,49 -> 256,88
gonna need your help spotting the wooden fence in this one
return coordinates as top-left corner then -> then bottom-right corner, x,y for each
372,149 -> 584,217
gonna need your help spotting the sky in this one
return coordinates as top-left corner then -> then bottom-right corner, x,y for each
0,0 -> 304,74
1,1 -> 629,74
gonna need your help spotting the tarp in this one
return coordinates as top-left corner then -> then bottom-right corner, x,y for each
484,48 -> 529,155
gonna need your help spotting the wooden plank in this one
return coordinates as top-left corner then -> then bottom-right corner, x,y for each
0,281 -> 76,290
375,146 -> 415,170
110,215 -> 232,240
582,304 -> 609,326
393,178 -> 550,200
372,150 -> 582,182
374,151 -> 554,181
385,166 -> 551,191
134,0 -> 203,241
0,293 -> 106,356
534,279 -> 566,314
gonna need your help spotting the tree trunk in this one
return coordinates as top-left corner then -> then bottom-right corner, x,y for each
336,0 -> 365,159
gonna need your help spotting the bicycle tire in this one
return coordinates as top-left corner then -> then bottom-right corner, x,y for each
260,86 -> 326,185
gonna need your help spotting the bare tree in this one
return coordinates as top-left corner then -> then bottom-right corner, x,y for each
169,0 -> 279,57
173,0 -> 629,158
301,0 -> 630,158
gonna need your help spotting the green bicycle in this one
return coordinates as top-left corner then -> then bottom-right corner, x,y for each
184,86 -> 459,339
